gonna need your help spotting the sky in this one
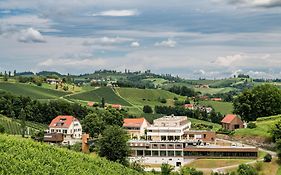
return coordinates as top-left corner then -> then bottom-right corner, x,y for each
0,0 -> 281,79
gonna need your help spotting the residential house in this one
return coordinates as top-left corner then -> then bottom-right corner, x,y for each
123,118 -> 150,139
221,114 -> 244,131
211,98 -> 222,102
48,115 -> 82,145
111,104 -> 122,110
184,104 -> 194,110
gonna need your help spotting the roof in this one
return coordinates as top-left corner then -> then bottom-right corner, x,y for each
87,102 -> 94,107
111,104 -> 122,108
123,118 -> 146,128
221,114 -> 240,124
49,115 -> 78,128
184,104 -> 193,108
211,98 -> 222,101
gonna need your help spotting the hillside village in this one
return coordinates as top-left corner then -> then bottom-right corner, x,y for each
1,70 -> 281,175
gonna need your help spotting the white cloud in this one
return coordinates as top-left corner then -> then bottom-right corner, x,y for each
220,0 -> 281,7
18,28 -> 46,43
214,54 -> 245,66
131,41 -> 140,47
39,58 -> 106,67
92,9 -> 139,17
155,39 -> 176,48
83,36 -> 133,46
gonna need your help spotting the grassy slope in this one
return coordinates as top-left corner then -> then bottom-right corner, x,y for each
0,115 -> 47,135
234,115 -> 281,138
199,100 -> 233,115
194,87 -> 235,95
0,134 -> 143,175
116,87 -> 183,107
66,87 -> 131,106
0,82 -> 70,99
189,118 -> 221,131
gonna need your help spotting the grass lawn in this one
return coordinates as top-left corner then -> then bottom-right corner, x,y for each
189,118 -> 221,131
234,115 -> 281,138
0,82 -> 70,99
199,100 -> 233,115
66,87 -> 131,106
143,78 -> 168,86
186,159 -> 253,169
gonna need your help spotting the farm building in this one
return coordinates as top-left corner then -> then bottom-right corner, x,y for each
123,118 -> 150,140
221,114 -> 244,131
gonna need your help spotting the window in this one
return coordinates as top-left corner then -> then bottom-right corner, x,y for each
160,151 -> 166,157
168,151 -> 174,156
145,150 -> 151,156
51,129 -> 54,132
175,151 -> 182,156
152,151 -> 159,156
63,130 -> 67,134
137,150 -> 143,156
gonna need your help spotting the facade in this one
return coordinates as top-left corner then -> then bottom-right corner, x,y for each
128,115 -> 257,167
147,115 -> 191,141
123,118 -> 150,140
221,114 -> 244,131
48,115 -> 82,145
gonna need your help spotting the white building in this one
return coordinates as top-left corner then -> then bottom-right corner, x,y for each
123,118 -> 150,140
48,115 -> 82,145
147,115 -> 191,141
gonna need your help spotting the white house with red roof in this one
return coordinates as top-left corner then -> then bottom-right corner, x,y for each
123,118 -> 150,139
48,115 -> 82,145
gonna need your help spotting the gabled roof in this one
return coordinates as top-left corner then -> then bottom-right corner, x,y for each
123,118 -> 147,128
111,104 -> 122,108
184,104 -> 193,108
49,115 -> 78,128
221,114 -> 240,124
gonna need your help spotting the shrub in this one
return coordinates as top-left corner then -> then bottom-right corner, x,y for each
247,122 -> 257,129
161,163 -> 174,175
263,153 -> 272,162
143,105 -> 153,113
0,124 -> 5,133
159,98 -> 167,104
237,164 -> 258,175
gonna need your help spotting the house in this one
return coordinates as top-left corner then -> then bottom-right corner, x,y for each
111,104 -> 122,110
123,118 -> 150,139
184,104 -> 194,110
221,114 -> 244,131
87,101 -> 94,107
46,78 -> 61,85
48,115 -> 82,145
43,133 -> 64,144
211,98 -> 222,102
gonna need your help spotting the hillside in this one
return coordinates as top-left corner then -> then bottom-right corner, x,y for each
116,87 -> 183,107
0,115 -> 47,135
234,115 -> 281,139
66,87 -> 131,106
0,82 -> 70,100
199,100 -> 233,115
0,134 -> 143,175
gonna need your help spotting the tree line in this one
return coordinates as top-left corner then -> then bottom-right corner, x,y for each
0,91 -> 89,124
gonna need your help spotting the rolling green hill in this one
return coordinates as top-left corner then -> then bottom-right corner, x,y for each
0,115 -> 47,135
0,134 -> 143,175
116,87 -> 183,107
0,82 -> 70,99
199,100 -> 233,115
234,115 -> 281,138
66,87 -> 131,106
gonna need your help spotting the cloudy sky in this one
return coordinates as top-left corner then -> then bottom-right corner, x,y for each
0,0 -> 280,79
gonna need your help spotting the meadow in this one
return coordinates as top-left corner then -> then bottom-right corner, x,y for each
199,100 -> 234,115
66,87 -> 131,106
0,82 -> 70,99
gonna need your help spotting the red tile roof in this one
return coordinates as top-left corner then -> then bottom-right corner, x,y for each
211,98 -> 222,101
111,104 -> 122,109
87,102 -> 94,107
221,114 -> 238,123
49,115 -> 78,128
184,104 -> 193,108
123,118 -> 146,128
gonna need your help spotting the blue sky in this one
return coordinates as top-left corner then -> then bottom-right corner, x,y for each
0,0 -> 280,79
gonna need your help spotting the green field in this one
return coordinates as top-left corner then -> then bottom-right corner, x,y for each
199,100 -> 233,115
0,115 -> 47,135
0,82 -> 70,99
234,115 -> 281,138
116,87 -> 183,107
194,87 -> 235,95
0,134 -> 142,175
66,87 -> 131,106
